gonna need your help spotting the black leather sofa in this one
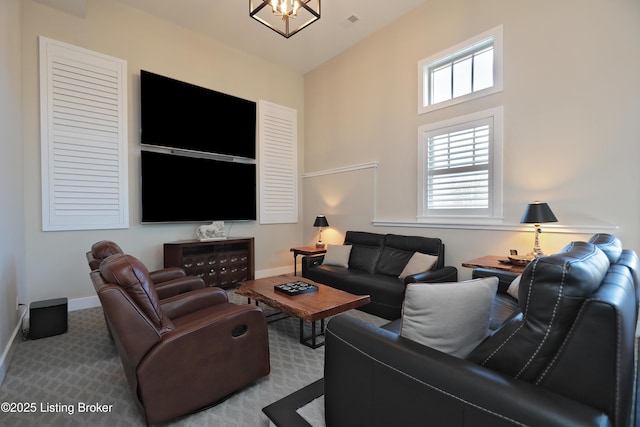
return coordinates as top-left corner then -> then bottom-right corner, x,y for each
324,234 -> 639,427
302,231 -> 458,320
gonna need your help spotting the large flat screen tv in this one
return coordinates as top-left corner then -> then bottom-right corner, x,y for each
141,150 -> 256,223
140,70 -> 256,159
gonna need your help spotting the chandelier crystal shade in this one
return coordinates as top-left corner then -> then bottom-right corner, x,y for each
250,0 -> 321,38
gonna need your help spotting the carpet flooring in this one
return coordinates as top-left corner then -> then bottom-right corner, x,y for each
0,290 -> 386,426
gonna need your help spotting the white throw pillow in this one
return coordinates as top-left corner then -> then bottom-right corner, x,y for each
398,252 -> 439,280
400,277 -> 498,358
507,275 -> 521,300
321,244 -> 352,268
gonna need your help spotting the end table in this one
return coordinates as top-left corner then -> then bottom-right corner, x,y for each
461,255 -> 526,275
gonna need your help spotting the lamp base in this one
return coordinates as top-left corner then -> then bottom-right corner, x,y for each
529,225 -> 544,258
315,243 -> 325,248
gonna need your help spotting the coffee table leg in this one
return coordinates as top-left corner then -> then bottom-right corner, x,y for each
299,319 -> 325,349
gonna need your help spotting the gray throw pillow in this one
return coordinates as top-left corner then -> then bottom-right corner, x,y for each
398,252 -> 439,280
400,277 -> 498,358
507,274 -> 521,300
322,244 -> 352,268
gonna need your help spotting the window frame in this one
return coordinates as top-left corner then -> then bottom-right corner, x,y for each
417,107 -> 503,223
418,25 -> 503,115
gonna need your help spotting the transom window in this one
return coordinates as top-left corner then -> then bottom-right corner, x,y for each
418,107 -> 503,221
418,25 -> 503,114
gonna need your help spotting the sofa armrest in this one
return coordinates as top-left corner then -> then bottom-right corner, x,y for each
149,267 -> 186,283
137,305 -> 270,424
301,254 -> 325,275
324,315 -> 610,427
160,287 -> 228,319
154,275 -> 205,299
404,265 -> 458,284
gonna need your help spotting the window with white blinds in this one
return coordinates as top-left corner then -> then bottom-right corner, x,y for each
39,37 -> 128,231
259,100 -> 298,224
418,107 -> 503,221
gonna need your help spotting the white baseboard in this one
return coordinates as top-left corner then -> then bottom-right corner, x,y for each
256,266 -> 294,279
68,295 -> 101,311
0,305 -> 28,385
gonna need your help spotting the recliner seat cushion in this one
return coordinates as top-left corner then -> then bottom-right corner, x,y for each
304,265 -> 353,293
348,273 -> 405,303
467,241 -> 611,381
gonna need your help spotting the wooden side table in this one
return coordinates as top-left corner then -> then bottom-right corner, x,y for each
290,245 -> 327,276
461,255 -> 527,275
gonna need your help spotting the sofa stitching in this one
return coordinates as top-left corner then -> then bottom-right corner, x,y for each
514,262 -> 567,378
480,244 -> 599,380
107,255 -> 164,327
124,255 -> 165,324
613,306 -> 622,425
534,301 -> 589,386
326,328 -> 530,427
514,244 -> 598,377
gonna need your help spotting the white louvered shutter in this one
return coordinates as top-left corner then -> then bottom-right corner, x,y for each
259,100 -> 298,224
426,120 -> 491,211
39,37 -> 128,231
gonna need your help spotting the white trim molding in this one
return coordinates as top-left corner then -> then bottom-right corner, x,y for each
302,162 -> 379,179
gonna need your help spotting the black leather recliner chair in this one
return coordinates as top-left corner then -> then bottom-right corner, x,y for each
324,234 -> 639,426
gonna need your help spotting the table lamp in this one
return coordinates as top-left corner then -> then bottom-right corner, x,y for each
313,215 -> 329,248
520,201 -> 558,257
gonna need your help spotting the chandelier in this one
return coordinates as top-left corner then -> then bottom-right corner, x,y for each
250,0 -> 321,39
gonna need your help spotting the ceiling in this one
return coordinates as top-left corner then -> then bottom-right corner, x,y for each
38,0 -> 428,74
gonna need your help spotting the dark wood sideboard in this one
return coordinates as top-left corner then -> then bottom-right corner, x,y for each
164,237 -> 254,289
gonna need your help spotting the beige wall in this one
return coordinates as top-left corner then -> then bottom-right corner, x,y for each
21,0 -> 305,305
0,0 -> 26,380
304,0 -> 640,279
8,0 -> 640,309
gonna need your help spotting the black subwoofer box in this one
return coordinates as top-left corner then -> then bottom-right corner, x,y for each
29,298 -> 68,340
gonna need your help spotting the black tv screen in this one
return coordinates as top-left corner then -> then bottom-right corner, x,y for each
141,150 -> 256,223
140,70 -> 256,159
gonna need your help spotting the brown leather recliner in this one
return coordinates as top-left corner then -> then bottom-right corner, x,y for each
87,240 -> 205,299
91,253 -> 270,425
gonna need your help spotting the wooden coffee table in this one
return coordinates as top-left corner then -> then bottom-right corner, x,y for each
236,274 -> 370,349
